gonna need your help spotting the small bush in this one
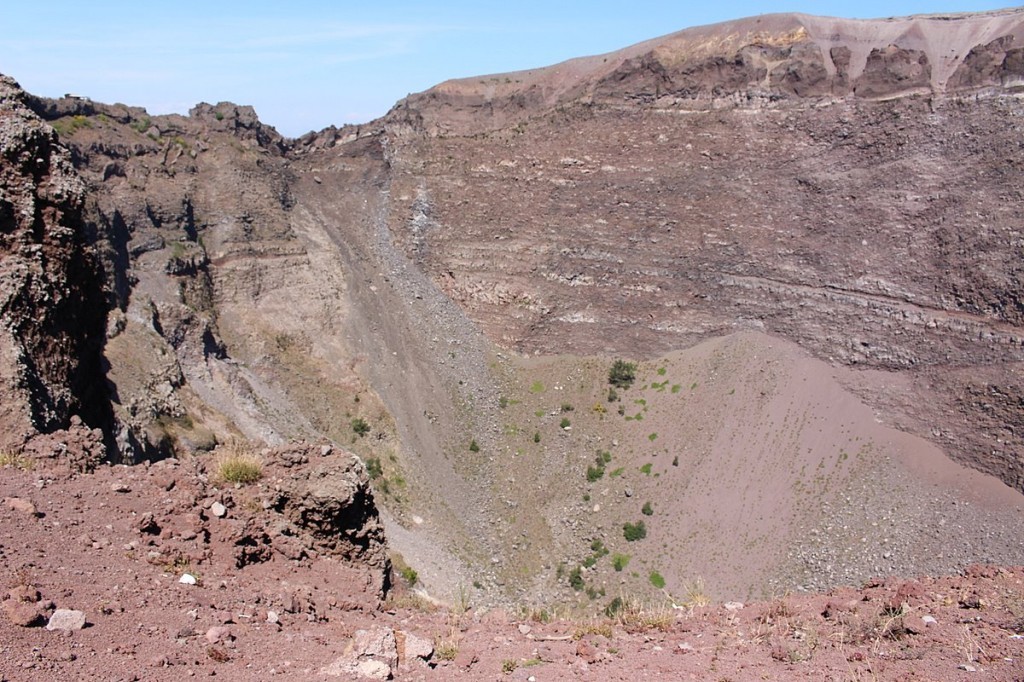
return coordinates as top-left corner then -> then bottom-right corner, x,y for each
623,521 -> 647,542
560,417 -> 571,429
351,417 -> 370,437
607,387 -> 618,402
568,567 -> 585,591
365,457 -> 383,479
400,565 -> 419,586
608,360 -> 637,390
586,464 -> 605,482
469,439 -> 480,453
641,501 -> 654,516
605,596 -> 625,617
612,553 -> 630,571
533,432 -> 541,443
639,463 -> 652,475
649,571 -> 666,589
215,448 -> 262,485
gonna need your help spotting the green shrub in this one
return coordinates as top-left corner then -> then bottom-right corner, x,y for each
351,417 -> 370,437
608,360 -> 637,390
649,571 -> 666,589
642,501 -> 653,516
607,387 -> 618,402
586,464 -> 605,482
366,457 -> 383,479
612,553 -> 630,571
560,417 -> 571,429
623,521 -> 647,542
469,439 -> 480,453
605,596 -> 625,617
400,565 -> 418,585
568,567 -> 584,591
639,463 -> 652,475
533,432 -> 541,443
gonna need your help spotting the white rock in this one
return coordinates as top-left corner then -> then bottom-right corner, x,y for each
724,601 -> 745,611
210,502 -> 227,518
355,660 -> 391,680
518,623 -> 532,635
267,610 -> 280,624
403,631 -> 434,660
179,573 -> 197,585
46,609 -> 86,631
922,615 -> 937,626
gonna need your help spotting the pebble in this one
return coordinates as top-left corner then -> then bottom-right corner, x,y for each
179,573 -> 197,585
210,502 -> 227,518
205,625 -> 232,644
267,610 -> 280,624
518,623 -> 532,635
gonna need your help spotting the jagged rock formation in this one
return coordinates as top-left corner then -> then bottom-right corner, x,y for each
0,75 -> 110,453
4,8 -> 1024,607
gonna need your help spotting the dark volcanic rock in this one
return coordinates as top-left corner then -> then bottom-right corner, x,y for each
854,46 -> 931,98
0,75 -> 110,451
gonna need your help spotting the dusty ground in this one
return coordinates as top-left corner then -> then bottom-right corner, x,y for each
1,456 -> 1023,681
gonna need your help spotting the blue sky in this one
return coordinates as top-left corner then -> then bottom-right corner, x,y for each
0,1 -> 1017,137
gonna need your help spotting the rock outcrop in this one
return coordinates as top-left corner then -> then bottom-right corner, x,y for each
0,75 -> 110,453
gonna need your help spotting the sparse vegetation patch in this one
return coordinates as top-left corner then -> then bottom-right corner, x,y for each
608,359 -> 637,389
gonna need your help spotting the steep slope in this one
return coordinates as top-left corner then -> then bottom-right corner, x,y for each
8,7 -> 1024,611
379,8 -> 1024,502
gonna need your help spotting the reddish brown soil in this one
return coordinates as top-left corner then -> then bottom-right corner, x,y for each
2,457 -> 1023,681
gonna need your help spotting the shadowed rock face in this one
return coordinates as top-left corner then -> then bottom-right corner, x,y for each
0,75 -> 110,449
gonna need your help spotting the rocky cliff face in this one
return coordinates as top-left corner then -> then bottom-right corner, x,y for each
0,75 -> 110,453
380,9 -> 1024,495
5,8 -> 1024,608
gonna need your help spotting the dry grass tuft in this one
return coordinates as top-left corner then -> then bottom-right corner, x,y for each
213,444 -> 263,485
0,450 -> 34,471
673,577 -> 712,610
614,597 -> 675,633
573,620 -> 614,640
